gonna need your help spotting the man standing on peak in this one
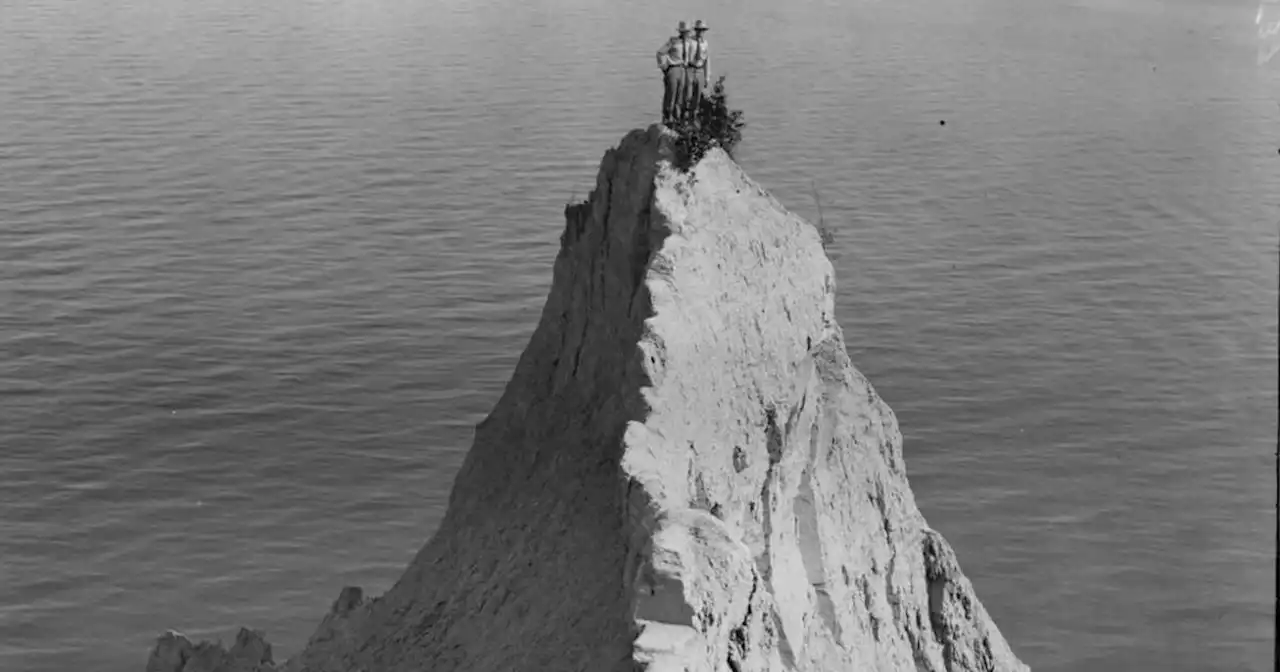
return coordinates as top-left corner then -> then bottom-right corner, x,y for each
686,20 -> 710,121
656,21 -> 693,125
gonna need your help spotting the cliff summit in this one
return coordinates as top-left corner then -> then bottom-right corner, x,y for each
148,125 -> 1028,672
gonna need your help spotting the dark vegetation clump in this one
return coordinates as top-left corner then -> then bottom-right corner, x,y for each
811,181 -> 836,250
671,75 -> 746,172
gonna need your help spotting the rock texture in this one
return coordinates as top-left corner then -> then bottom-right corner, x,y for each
145,628 -> 275,672
148,125 -> 1028,672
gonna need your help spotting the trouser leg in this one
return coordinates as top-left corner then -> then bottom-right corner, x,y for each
687,67 -> 706,118
662,67 -> 681,122
669,67 -> 688,121
662,71 -> 671,122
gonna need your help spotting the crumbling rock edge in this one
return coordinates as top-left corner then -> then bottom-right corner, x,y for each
146,125 -> 1029,672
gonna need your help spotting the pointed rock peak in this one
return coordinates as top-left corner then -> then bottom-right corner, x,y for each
146,127 -> 1029,672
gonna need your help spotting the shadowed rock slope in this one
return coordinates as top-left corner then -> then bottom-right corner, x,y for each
147,125 -> 1029,672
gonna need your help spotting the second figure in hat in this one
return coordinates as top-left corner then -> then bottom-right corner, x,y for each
685,20 -> 710,120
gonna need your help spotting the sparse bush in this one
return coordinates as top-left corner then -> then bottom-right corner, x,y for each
811,182 -> 836,251
672,75 -> 746,172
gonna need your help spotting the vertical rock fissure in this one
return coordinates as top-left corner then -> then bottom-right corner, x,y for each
927,575 -> 955,672
726,569 -> 759,672
925,531 -> 962,672
757,460 -> 776,585
757,405 -> 784,585
629,198 -> 653,317
554,202 -> 590,386
796,413 -> 840,642
758,404 -> 797,667
571,173 -> 614,378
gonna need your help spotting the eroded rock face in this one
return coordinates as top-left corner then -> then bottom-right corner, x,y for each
145,628 -> 275,672
148,125 -> 1028,671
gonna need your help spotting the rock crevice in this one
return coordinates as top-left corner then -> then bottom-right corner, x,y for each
147,125 -> 1028,672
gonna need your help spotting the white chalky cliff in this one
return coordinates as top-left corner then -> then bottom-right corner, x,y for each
147,126 -> 1030,672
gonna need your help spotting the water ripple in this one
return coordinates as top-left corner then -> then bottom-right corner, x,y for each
0,0 -> 1275,670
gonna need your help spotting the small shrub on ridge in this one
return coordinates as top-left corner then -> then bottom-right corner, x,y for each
672,75 -> 746,172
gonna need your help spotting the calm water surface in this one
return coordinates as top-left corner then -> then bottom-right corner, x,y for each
1,0 -> 1276,670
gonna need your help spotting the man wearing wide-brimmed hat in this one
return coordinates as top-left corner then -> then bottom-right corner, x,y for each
685,19 -> 710,119
656,21 -> 693,124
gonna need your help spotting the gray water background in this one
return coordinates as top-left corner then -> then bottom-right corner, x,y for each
1,0 -> 1276,669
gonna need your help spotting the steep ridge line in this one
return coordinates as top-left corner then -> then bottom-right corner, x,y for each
145,125 -> 1029,672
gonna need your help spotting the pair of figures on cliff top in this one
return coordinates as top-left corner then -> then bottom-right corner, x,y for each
656,20 -> 710,126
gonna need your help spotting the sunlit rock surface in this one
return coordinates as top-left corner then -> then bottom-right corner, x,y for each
148,125 -> 1028,672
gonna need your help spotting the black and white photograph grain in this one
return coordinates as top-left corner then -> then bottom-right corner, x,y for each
1,1 -> 1277,671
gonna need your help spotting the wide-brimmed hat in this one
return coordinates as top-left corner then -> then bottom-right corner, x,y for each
693,19 -> 709,31
677,20 -> 690,33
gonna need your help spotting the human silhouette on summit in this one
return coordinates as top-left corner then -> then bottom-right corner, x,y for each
655,21 -> 693,124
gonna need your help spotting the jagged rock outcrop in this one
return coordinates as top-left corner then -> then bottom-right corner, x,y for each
148,125 -> 1028,671
145,628 -> 275,672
